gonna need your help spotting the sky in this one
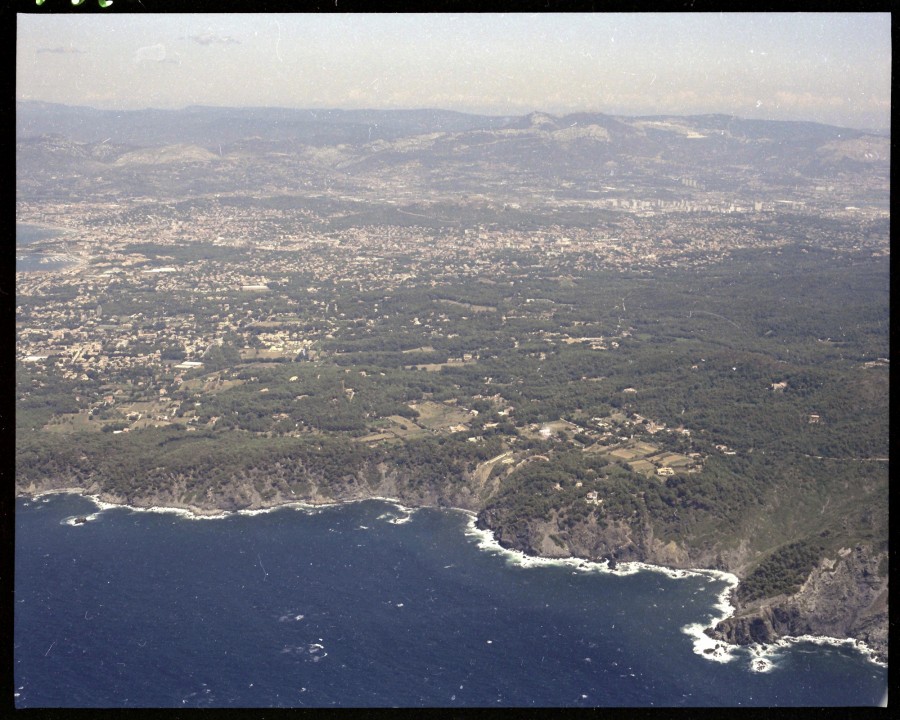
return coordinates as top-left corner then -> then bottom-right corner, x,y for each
16,12 -> 892,130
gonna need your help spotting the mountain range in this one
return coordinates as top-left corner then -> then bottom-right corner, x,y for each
16,101 -> 889,207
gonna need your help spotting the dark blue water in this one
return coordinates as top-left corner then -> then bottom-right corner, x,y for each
14,494 -> 887,708
16,223 -> 72,272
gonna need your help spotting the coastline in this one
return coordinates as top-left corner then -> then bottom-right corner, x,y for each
19,486 -> 886,670
16,220 -> 77,238
16,221 -> 85,275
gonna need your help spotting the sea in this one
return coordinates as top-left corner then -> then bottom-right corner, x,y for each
14,493 -> 887,708
16,223 -> 75,273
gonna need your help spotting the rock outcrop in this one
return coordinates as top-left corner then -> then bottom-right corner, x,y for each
710,545 -> 888,662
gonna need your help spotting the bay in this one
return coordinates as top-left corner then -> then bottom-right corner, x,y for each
14,494 -> 887,708
16,223 -> 74,273
16,223 -> 62,245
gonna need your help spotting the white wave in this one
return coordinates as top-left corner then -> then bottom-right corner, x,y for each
750,658 -> 774,673
617,561 -> 719,582
138,505 -> 225,520
462,514 -> 725,584
720,633 -> 887,674
27,487 -> 81,500
676,570 -> 741,665
61,513 -> 100,526
88,498 -> 228,520
293,502 -> 337,513
462,518 -> 493,542
26,488 -> 344,521
26,489 -> 430,526
464,518 -> 608,573
745,644 -> 776,673
307,643 -> 327,662
368,496 -> 419,516
237,506 -> 282,517
86,496 -> 127,513
699,570 -> 740,620
682,622 -> 738,664
768,634 -> 886,668
377,509 -> 415,525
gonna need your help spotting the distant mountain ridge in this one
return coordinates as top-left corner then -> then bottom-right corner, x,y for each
16,101 -> 518,147
16,101 -> 886,147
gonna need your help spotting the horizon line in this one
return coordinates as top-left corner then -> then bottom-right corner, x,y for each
15,99 -> 889,134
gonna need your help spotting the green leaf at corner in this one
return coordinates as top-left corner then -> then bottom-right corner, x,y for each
71,0 -> 86,5
99,0 -> 113,6
35,0 -> 46,5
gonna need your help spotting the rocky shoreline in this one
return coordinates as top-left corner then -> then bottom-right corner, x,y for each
17,474 -> 887,665
708,545 -> 888,664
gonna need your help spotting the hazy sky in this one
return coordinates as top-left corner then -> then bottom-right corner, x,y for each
17,13 -> 891,129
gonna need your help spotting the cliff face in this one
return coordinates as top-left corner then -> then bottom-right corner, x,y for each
711,545 -> 888,662
476,509 -> 737,571
16,460 -> 487,516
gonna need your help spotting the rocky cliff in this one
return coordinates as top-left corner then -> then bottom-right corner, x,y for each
710,545 -> 888,662
475,507 -> 748,571
16,459 -> 486,517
